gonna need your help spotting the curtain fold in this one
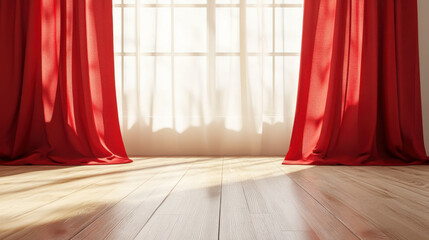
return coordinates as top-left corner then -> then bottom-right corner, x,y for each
0,0 -> 131,165
284,0 -> 429,165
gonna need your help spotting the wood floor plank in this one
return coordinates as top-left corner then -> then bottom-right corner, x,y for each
339,166 -> 429,201
0,165 -> 42,177
333,166 -> 429,239
132,214 -> 179,240
134,158 -> 222,240
243,158 -> 358,240
0,158 -> 178,240
285,165 -> 429,240
279,165 -> 390,240
219,158 -> 259,240
73,157 -> 194,240
280,231 -> 320,240
220,157 -> 357,240
0,162 -> 152,221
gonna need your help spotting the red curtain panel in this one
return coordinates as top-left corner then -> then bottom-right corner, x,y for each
284,0 -> 429,165
0,0 -> 131,165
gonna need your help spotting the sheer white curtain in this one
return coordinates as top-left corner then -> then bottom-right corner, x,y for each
113,0 -> 303,155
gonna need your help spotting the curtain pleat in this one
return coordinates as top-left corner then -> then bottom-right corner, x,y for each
284,0 -> 429,165
0,0 -> 131,165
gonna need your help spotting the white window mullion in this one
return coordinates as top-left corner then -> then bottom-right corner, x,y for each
120,0 -> 125,129
272,0 -> 276,114
240,0 -> 248,119
171,0 -> 176,128
208,0 -> 216,114
135,0 -> 141,120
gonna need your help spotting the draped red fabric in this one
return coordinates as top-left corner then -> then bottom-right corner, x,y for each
284,0 -> 429,165
0,0 -> 131,165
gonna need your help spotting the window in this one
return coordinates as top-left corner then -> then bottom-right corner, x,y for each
113,0 -> 303,155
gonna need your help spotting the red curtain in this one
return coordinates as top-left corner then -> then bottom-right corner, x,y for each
0,0 -> 131,165
284,0 -> 429,165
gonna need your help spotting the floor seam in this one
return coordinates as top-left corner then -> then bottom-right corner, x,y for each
217,157 -> 224,240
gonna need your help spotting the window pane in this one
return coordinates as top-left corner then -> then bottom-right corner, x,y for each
217,56 -> 242,131
216,0 -> 239,4
141,0 -> 170,3
140,57 -> 172,116
123,8 -> 136,52
247,56 -> 273,115
216,57 -> 241,117
216,8 -> 240,52
113,8 -> 122,53
275,0 -> 303,4
247,7 -> 273,52
174,8 -> 207,52
174,56 -> 207,117
247,0 -> 272,4
175,0 -> 207,3
275,7 -> 303,53
123,56 -> 138,127
140,8 -> 171,52
114,56 -> 123,125
275,56 -> 300,117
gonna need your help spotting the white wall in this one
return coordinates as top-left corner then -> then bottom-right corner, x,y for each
418,0 -> 429,153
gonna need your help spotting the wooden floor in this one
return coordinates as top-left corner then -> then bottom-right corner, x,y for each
1,157 -> 429,240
